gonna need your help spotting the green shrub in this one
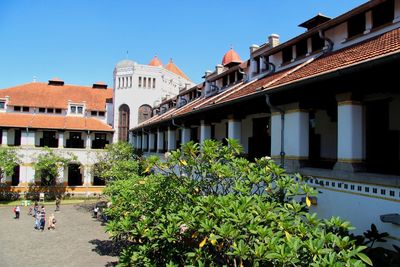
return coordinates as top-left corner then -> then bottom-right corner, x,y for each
104,140 -> 371,266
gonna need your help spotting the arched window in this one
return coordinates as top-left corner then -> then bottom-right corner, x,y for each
138,104 -> 152,124
118,104 -> 130,141
118,77 -> 121,89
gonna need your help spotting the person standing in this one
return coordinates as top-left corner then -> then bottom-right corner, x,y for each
55,197 -> 61,212
15,205 -> 20,219
35,210 -> 41,230
93,205 -> 99,218
40,206 -> 46,231
47,213 -> 56,230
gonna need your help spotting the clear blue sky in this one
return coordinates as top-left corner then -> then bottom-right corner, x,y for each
0,0 -> 367,88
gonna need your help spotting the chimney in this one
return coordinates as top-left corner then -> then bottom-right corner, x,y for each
204,70 -> 212,77
268,34 -> 280,48
250,44 -> 260,53
48,77 -> 64,86
215,64 -> 224,74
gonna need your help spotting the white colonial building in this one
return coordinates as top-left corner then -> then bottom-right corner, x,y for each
131,0 -> 400,245
113,56 -> 194,142
0,79 -> 114,195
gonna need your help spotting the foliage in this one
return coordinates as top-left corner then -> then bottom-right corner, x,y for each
104,139 -> 371,266
33,147 -> 75,186
93,142 -> 141,182
353,224 -> 400,267
0,147 -> 20,183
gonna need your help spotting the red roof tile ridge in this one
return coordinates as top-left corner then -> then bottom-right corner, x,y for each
262,57 -> 317,90
214,80 -> 256,104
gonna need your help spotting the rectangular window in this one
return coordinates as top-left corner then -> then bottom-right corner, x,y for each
47,108 -> 54,113
91,111 -> 97,116
143,77 -> 147,88
70,106 -> 76,113
55,109 -> 62,114
98,111 -> 105,116
0,101 -> 5,109
41,131 -> 58,148
153,78 -> 156,88
348,12 -> 366,38
148,78 -> 152,88
22,106 -> 29,112
14,106 -> 21,111
311,34 -> 325,52
372,0 -> 394,29
77,106 -> 83,114
281,46 -> 293,63
295,39 -> 308,58
39,108 -> 46,113
66,132 -> 84,148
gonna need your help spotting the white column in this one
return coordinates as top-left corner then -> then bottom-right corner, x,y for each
149,133 -> 155,152
284,110 -> 309,159
200,121 -> 211,143
157,129 -> 164,153
167,128 -> 176,151
132,134 -> 137,148
57,167 -> 65,185
142,133 -> 148,151
271,113 -> 282,158
181,127 -> 191,144
228,119 -> 241,141
137,135 -> 142,150
83,165 -> 92,186
2,129 -> 8,146
336,101 -> 364,163
364,11 -> 372,34
86,132 -> 92,149
58,132 -> 64,148
394,0 -> 400,23
21,130 -> 35,146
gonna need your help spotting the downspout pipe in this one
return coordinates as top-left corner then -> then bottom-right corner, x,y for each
318,29 -> 334,54
265,94 -> 285,168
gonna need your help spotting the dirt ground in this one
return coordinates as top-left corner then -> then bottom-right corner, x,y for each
0,203 -> 118,267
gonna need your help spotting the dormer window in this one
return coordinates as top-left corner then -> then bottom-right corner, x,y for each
282,46 -> 293,64
14,106 -> 21,111
0,101 -> 4,109
70,104 -> 84,114
296,39 -> 308,58
372,0 -> 394,29
311,34 -> 325,52
348,12 -> 365,38
39,108 -> 46,113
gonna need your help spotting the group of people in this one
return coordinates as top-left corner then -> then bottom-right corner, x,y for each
13,200 -> 58,231
32,203 -> 56,231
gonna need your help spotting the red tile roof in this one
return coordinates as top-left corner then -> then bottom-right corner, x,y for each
165,59 -> 191,81
0,113 -> 113,132
0,82 -> 113,111
132,28 -> 400,130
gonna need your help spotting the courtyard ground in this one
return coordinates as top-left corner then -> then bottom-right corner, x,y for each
0,203 -> 118,267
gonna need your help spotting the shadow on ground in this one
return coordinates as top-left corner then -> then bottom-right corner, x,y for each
89,239 -> 121,257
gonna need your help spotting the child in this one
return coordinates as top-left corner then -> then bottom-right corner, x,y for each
15,205 -> 20,219
48,213 -> 56,230
93,206 -> 99,218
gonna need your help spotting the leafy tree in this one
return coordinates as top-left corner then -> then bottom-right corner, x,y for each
93,142 -> 141,182
104,140 -> 371,266
0,147 -> 19,183
33,147 -> 75,186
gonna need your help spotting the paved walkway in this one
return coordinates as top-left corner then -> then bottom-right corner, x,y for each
0,203 -> 118,267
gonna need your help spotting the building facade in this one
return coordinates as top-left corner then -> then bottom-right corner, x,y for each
131,0 -> 400,242
113,56 -> 194,143
0,79 -> 114,195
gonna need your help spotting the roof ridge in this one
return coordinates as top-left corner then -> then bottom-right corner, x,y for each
262,57 -> 317,90
214,80 -> 258,104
